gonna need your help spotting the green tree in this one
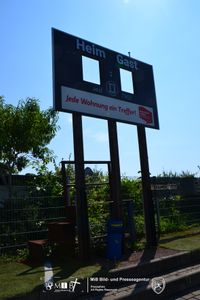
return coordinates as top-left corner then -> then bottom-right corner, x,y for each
0,96 -> 59,197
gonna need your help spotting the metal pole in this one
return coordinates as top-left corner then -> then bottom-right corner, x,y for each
108,119 -> 122,219
127,200 -> 136,241
155,197 -> 161,239
107,162 -> 114,216
66,176 -> 71,206
61,161 -> 68,206
137,125 -> 157,246
72,113 -> 90,259
152,176 -> 160,239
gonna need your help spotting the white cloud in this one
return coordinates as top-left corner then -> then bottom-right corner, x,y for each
121,0 -> 169,14
92,132 -> 108,143
122,0 -> 131,4
84,129 -> 108,143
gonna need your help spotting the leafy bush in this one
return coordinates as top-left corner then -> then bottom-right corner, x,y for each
158,196 -> 187,233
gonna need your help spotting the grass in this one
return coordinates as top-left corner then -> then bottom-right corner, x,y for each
0,259 -> 43,300
159,227 -> 200,251
1,226 -> 200,299
0,254 -> 114,300
51,258 -> 105,282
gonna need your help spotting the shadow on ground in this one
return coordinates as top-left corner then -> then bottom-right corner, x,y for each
5,244 -> 182,300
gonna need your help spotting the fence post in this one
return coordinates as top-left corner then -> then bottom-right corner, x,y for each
152,177 -> 160,239
155,198 -> 161,239
127,200 -> 136,241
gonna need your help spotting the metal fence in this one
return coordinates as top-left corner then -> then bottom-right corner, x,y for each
154,195 -> 200,236
0,196 -> 66,254
1,186 -> 200,254
0,194 -> 134,254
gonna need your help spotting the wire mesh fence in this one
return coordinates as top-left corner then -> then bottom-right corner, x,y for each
154,195 -> 200,236
1,178 -> 200,254
0,195 -> 135,254
0,196 -> 66,254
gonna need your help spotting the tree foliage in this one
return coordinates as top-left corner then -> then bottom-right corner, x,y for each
0,96 -> 59,175
157,170 -> 195,178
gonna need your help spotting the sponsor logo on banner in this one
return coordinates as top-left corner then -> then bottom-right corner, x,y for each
139,106 -> 153,124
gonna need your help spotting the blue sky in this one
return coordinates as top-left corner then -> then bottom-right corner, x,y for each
1,0 -> 200,176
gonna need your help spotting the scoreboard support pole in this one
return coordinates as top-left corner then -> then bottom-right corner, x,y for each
72,112 -> 90,259
108,120 -> 122,219
137,125 -> 157,247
